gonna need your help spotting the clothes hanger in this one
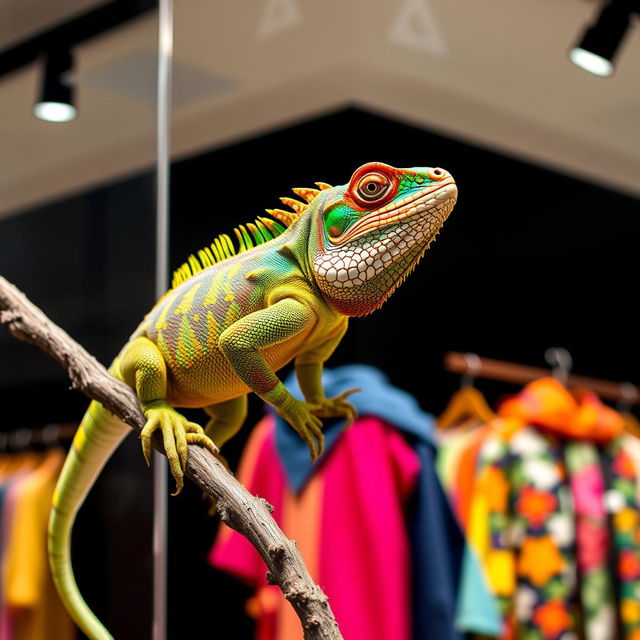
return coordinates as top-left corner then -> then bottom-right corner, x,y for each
0,450 -> 39,478
544,347 -> 573,387
5,433 -> 42,476
0,428 -> 52,477
617,382 -> 640,439
437,353 -> 496,428
0,423 -> 74,481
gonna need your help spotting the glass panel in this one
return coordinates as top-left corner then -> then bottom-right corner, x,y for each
0,4 -> 157,639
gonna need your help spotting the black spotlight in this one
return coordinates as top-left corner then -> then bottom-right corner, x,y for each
33,49 -> 77,122
569,0 -> 636,76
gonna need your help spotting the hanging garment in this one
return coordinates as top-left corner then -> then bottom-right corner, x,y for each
0,451 -> 43,640
3,449 -> 74,640
436,422 -> 504,637
209,365 -> 474,640
460,378 -> 640,640
0,469 -> 32,640
437,423 -> 490,531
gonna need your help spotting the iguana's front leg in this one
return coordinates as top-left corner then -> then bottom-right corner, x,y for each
219,298 -> 325,461
295,320 -> 358,428
119,337 -> 218,493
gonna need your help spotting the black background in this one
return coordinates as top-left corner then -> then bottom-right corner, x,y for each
0,107 -> 638,639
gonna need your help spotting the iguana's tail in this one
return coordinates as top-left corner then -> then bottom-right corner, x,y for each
48,399 -> 129,640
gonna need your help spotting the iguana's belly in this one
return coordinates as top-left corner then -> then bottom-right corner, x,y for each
164,327 -> 315,407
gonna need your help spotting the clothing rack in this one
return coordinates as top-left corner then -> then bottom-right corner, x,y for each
444,351 -> 640,406
0,422 -> 77,452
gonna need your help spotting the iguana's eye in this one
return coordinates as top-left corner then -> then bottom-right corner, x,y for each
347,162 -> 397,209
356,173 -> 390,202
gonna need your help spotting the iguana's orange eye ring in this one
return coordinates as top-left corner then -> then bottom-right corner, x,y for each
346,162 -> 398,210
355,173 -> 390,203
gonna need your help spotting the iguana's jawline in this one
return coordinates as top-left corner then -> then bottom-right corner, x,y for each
330,179 -> 457,246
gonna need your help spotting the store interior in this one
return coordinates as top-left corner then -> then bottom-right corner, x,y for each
0,1 -> 639,639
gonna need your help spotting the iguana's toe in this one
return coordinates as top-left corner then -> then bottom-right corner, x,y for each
279,398 -> 324,461
309,388 -> 360,430
185,431 -> 219,457
184,421 -> 205,435
140,406 -> 212,495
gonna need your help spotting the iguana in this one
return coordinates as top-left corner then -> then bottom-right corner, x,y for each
48,161 -> 457,639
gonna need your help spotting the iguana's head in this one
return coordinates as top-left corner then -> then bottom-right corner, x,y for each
307,162 -> 457,316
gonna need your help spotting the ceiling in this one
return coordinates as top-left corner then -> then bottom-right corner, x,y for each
0,0 -> 639,219
0,0 -> 105,51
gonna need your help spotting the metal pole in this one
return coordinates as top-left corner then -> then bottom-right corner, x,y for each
154,0 -> 172,638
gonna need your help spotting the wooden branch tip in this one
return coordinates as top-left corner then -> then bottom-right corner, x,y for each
0,275 -> 342,640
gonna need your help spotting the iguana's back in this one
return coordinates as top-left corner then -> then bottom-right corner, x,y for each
129,230 -> 342,407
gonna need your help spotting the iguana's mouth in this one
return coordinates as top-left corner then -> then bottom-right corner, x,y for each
330,179 -> 457,246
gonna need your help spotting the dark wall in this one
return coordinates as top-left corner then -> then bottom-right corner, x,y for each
1,107 -> 638,639
167,108 -> 639,638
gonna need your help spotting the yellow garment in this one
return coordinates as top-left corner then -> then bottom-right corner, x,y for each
4,449 -> 75,640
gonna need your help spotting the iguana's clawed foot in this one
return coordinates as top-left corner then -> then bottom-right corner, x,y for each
309,388 -> 360,430
278,398 -> 325,463
278,389 -> 360,462
141,403 -> 219,495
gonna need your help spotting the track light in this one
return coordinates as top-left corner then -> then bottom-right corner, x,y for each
569,0 -> 636,77
33,49 -> 77,122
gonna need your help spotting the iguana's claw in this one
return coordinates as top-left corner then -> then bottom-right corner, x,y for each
278,398 -> 325,462
309,387 -> 360,430
141,404 -> 218,495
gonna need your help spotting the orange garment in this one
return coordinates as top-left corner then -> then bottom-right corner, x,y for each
498,377 -> 624,442
275,473 -> 323,640
4,449 -> 74,640
436,420 -> 485,526
453,426 -> 488,530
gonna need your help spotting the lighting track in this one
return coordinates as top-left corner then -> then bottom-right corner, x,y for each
0,0 -> 155,79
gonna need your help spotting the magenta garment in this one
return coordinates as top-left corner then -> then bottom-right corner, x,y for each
209,415 -> 420,640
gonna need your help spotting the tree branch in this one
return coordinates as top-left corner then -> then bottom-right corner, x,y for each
0,275 -> 342,640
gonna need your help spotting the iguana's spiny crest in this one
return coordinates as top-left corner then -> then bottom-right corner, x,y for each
307,162 -> 457,317
170,181 -> 333,289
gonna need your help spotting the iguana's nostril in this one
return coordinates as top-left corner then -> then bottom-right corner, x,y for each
430,168 -> 446,180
